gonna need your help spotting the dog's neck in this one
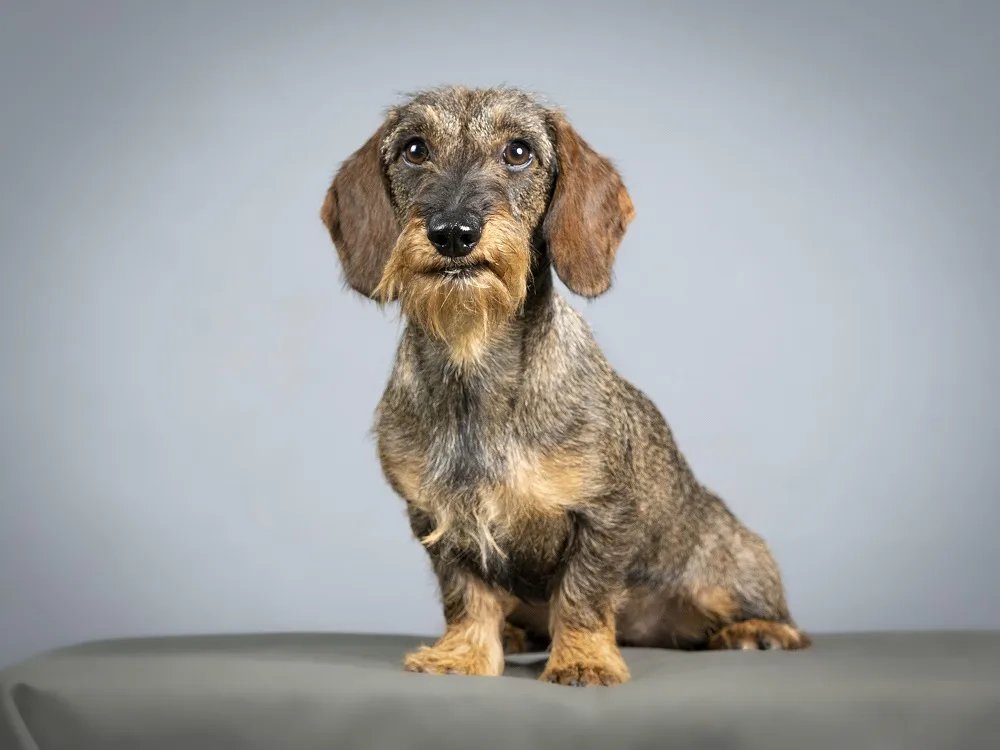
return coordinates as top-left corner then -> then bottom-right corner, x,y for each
388,255 -> 600,471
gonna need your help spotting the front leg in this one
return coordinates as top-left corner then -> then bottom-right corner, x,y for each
404,563 -> 507,677
541,506 -> 633,687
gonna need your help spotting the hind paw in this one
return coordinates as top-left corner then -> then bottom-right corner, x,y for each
708,620 -> 811,651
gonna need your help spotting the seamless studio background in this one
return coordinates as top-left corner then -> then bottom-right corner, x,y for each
1,1 -> 998,669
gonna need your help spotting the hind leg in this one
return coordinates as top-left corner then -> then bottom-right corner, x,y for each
616,581 -> 811,652
703,532 -> 811,651
502,623 -> 529,654
646,585 -> 810,651
648,523 -> 811,652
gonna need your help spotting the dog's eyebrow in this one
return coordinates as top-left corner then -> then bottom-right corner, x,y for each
388,108 -> 430,134
380,114 -> 433,160
389,103 -> 467,145
492,110 -> 541,136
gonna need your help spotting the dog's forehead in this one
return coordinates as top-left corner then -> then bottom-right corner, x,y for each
384,87 -> 553,162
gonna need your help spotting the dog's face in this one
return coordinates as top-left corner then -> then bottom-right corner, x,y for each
321,86 -> 634,350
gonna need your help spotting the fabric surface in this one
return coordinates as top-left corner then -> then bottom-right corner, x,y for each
1,632 -> 998,750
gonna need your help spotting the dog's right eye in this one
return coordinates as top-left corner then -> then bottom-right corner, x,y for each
502,140 -> 533,169
402,138 -> 429,165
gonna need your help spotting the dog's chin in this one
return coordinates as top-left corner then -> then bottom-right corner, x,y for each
379,262 -> 520,362
428,261 -> 492,282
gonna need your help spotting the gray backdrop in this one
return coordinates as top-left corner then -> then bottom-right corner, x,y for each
1,0 -> 998,669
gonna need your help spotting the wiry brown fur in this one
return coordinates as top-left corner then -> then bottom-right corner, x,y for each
321,85 -> 810,688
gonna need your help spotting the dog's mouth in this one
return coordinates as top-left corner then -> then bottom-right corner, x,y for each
431,261 -> 490,280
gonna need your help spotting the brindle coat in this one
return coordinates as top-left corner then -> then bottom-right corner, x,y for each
321,86 -> 809,687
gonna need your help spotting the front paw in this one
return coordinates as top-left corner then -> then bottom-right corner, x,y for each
541,657 -> 630,687
404,644 -> 503,676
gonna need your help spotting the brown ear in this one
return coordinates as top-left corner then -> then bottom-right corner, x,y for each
320,127 -> 400,297
542,112 -> 635,298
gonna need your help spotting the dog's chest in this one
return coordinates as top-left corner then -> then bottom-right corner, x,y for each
405,440 -> 585,546
376,342 -> 599,597
445,475 -> 575,600
379,420 -> 592,598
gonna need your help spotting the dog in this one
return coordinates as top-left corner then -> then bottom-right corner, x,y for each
320,85 -> 810,687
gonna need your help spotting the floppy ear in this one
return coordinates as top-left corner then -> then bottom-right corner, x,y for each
542,112 -> 635,298
320,127 -> 400,297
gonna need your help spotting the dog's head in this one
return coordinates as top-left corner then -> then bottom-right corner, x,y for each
320,86 -> 634,349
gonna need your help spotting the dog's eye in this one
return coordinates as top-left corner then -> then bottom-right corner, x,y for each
503,140 -> 532,169
402,138 -> 429,165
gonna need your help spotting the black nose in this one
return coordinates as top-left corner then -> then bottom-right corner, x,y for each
426,213 -> 482,258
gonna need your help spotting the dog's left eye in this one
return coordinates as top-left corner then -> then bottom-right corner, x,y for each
402,138 -> 430,165
503,140 -> 532,169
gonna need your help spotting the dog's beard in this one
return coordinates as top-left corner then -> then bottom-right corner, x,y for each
374,212 -> 530,361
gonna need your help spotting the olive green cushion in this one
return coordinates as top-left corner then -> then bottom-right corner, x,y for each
2,632 -> 998,749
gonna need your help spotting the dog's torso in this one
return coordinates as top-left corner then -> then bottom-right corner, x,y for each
374,278 -> 760,622
376,284 -> 598,599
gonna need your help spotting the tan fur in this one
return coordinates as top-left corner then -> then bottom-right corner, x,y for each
383,445 -> 600,554
708,619 -> 812,651
374,211 -> 530,368
381,450 -> 426,508
543,607 -> 630,686
506,448 -> 604,517
693,585 -> 739,621
404,575 -> 507,676
501,622 -> 529,655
